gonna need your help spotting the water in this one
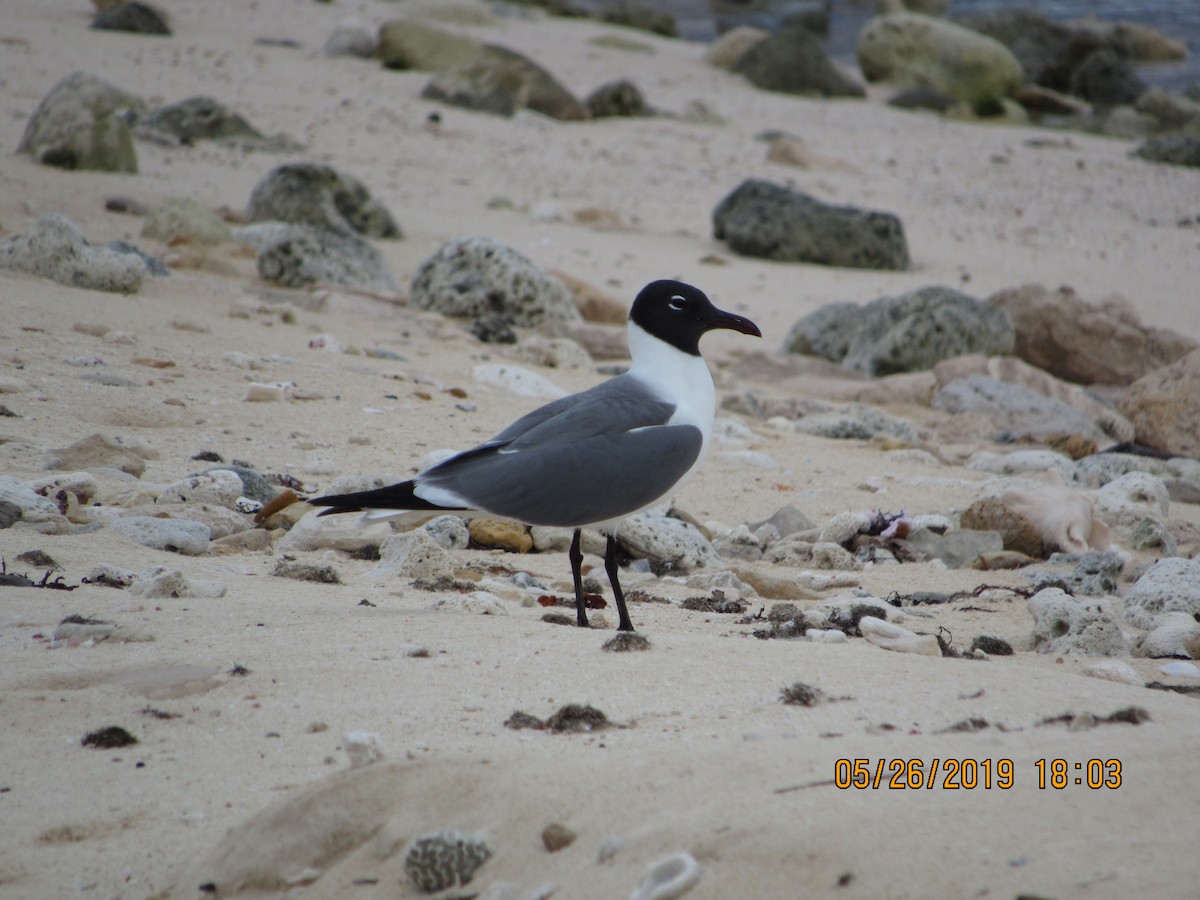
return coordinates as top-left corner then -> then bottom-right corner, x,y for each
603,0 -> 1200,92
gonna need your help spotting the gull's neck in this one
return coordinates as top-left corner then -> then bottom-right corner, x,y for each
626,320 -> 717,447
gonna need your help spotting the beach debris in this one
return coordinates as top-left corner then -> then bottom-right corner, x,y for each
403,829 -> 491,893
1038,707 -> 1151,729
81,726 -> 138,749
780,682 -> 826,706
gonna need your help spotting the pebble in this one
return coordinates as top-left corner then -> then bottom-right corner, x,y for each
859,616 -> 940,655
597,835 -> 626,863
541,822 -> 576,852
469,518 -> 533,553
1160,661 -> 1200,680
244,382 -> 293,402
1083,660 -> 1142,686
805,628 -> 849,643
629,852 -> 701,900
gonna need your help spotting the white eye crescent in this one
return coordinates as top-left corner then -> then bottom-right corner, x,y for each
668,295 -> 687,311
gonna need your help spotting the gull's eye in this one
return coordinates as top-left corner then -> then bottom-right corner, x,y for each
668,295 -> 688,311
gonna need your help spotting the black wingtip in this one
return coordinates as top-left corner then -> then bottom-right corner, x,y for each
306,481 -> 463,515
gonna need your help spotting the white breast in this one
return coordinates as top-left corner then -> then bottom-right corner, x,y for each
625,321 -> 717,454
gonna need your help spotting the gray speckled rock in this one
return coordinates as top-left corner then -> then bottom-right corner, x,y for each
1028,587 -> 1128,656
789,287 -> 1015,376
132,96 -> 301,152
1028,550 -> 1124,597
1135,134 -> 1200,168
1072,452 -> 1195,488
91,2 -> 171,35
733,23 -> 865,98
932,375 -> 1109,443
748,505 -> 817,539
421,45 -> 588,120
585,79 -> 652,118
794,403 -> 919,440
1122,557 -> 1200,629
0,215 -> 146,293
142,197 -> 231,245
247,163 -> 401,239
422,515 -> 471,550
324,20 -> 377,58
404,829 -> 491,893
617,512 -> 720,574
713,179 -> 909,271
782,302 -> 860,360
857,12 -> 1023,105
369,531 -> 458,580
853,287 -> 1015,375
253,225 -> 398,292
16,71 -> 141,172
109,516 -> 211,555
410,236 -> 581,331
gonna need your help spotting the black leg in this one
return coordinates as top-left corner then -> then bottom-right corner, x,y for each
569,528 -> 589,628
605,534 -> 635,632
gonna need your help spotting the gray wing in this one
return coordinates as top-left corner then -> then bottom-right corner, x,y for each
419,375 -> 703,527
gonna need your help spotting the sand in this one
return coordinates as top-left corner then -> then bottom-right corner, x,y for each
2,2 -> 1199,898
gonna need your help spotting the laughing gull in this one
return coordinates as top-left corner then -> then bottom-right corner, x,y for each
310,280 -> 760,632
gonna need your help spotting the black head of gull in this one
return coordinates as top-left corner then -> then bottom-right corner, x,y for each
629,280 -> 761,356
310,280 -> 760,634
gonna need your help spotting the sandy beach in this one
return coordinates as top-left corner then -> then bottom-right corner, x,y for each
2,2 -> 1200,898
